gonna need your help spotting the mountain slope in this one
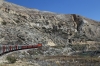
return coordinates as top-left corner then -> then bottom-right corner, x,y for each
0,1 -> 100,47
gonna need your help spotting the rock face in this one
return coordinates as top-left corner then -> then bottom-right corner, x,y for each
0,0 -> 4,6
0,1 -> 100,51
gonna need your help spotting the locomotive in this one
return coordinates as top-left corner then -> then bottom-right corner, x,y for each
0,43 -> 42,55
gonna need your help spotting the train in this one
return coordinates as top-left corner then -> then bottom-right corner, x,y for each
0,43 -> 42,55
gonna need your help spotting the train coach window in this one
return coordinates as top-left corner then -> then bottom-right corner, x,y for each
18,45 -> 21,49
0,45 -> 2,54
6,46 -> 7,52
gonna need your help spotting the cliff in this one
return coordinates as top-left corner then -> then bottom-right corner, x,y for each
0,1 -> 100,54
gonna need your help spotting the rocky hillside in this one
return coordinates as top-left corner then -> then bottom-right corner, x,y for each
1,1 -> 100,65
0,0 -> 100,51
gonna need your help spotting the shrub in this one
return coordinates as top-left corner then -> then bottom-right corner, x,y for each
2,22 -> 7,25
71,44 -> 87,51
6,55 -> 17,63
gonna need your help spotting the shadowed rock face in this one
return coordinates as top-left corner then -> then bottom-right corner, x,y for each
0,1 -> 100,47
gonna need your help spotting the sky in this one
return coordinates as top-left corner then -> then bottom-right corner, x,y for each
6,0 -> 100,21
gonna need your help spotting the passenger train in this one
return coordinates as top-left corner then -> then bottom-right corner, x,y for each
0,43 -> 42,55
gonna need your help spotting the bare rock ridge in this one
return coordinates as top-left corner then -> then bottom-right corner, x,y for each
0,0 -> 100,47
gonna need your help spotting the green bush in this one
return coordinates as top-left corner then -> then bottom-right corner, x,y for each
6,55 -> 17,63
71,44 -> 87,51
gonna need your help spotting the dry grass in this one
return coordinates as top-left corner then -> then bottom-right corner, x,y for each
0,60 -> 32,66
43,55 -> 100,66
1,55 -> 100,66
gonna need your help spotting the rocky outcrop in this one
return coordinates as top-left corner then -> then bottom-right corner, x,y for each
0,0 -> 4,6
0,1 -> 100,53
